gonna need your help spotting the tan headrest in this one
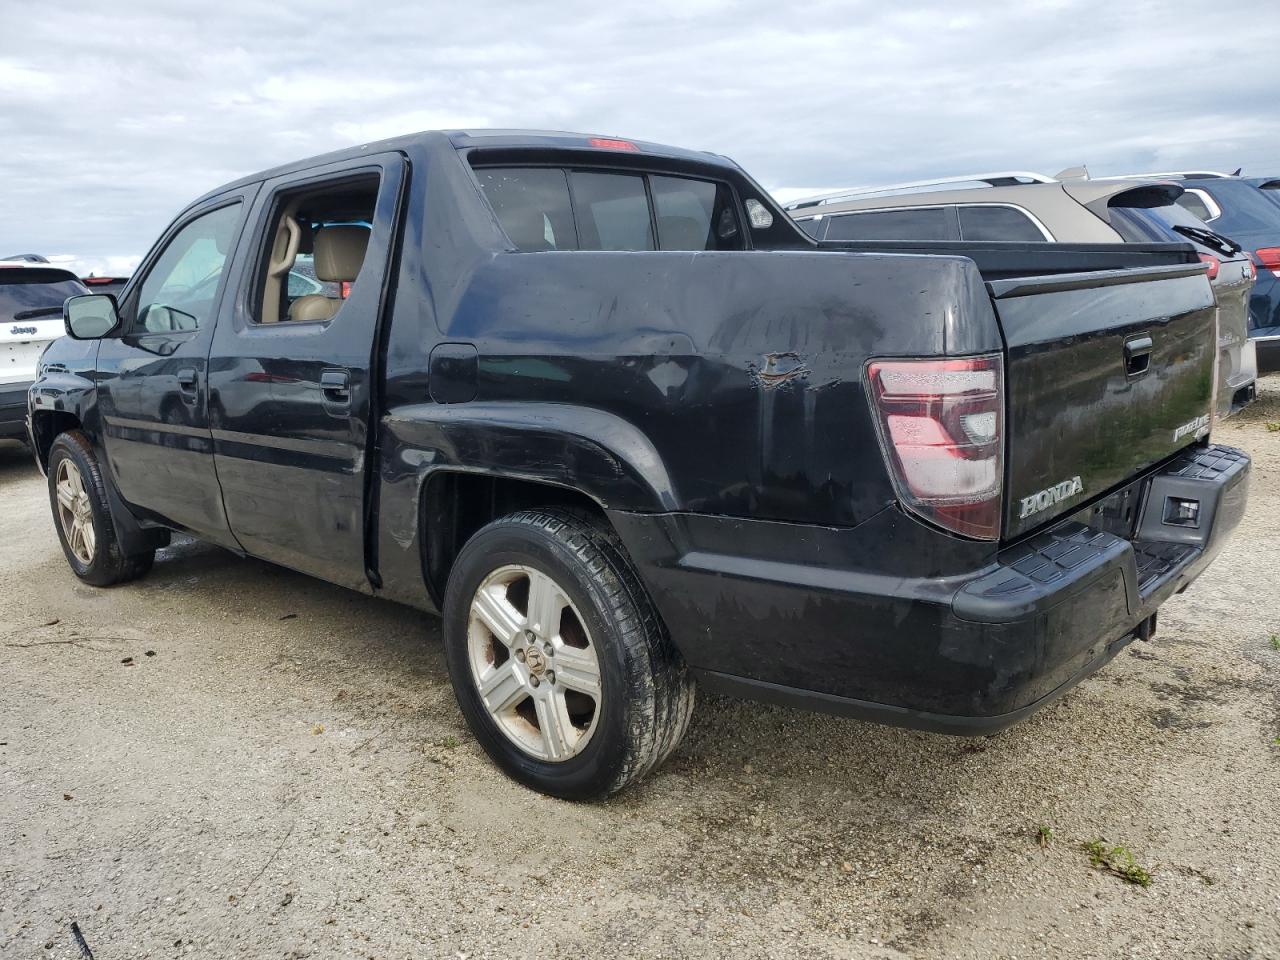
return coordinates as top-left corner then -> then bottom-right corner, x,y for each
313,226 -> 369,282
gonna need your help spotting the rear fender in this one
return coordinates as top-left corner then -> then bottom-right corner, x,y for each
384,401 -> 678,510
374,401 -> 677,607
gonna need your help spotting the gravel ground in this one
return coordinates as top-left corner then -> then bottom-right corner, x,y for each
3,378 -> 1280,960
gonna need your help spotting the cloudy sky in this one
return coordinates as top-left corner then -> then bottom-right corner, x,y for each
3,0 -> 1277,276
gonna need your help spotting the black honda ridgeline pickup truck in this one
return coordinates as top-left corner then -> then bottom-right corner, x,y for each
30,131 -> 1249,798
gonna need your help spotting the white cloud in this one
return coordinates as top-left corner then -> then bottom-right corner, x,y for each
45,254 -> 142,278
0,0 -> 1277,270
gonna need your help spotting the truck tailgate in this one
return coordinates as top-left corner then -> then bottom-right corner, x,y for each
990,263 -> 1216,540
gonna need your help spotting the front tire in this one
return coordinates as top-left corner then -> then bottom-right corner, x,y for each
47,431 -> 155,586
442,508 -> 695,800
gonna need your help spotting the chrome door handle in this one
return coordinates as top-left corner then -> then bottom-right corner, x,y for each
320,369 -> 350,400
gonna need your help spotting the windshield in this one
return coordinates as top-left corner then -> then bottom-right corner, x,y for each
0,270 -> 87,321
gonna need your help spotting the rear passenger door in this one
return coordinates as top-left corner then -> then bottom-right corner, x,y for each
207,154 -> 406,590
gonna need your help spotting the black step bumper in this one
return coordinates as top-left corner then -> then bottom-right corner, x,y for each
0,382 -> 32,440
610,444 -> 1249,735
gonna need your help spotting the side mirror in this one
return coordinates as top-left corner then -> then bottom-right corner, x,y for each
64,294 -> 121,340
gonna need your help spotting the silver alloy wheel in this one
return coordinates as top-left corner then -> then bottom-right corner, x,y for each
55,458 -> 96,566
466,563 -> 603,762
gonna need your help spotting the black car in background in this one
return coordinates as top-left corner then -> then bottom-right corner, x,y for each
1133,172 -> 1280,370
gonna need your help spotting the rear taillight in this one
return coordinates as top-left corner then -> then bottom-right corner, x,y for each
1254,247 -> 1280,277
1197,253 -> 1220,280
866,354 -> 1004,540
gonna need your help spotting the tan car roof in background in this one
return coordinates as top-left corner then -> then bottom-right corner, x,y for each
787,178 -> 1184,242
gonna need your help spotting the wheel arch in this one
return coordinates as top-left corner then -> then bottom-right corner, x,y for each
419,469 -> 611,608
377,401 -> 681,608
30,409 -> 84,474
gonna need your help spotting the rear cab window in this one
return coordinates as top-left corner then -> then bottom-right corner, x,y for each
474,165 -> 744,252
571,172 -> 653,250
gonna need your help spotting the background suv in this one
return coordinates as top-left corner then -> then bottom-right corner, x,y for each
1,261 -> 87,443
1112,171 -> 1280,370
785,173 -> 1259,416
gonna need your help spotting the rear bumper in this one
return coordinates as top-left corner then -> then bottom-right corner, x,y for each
0,381 -> 32,439
611,444 -> 1249,735
1254,329 -> 1280,374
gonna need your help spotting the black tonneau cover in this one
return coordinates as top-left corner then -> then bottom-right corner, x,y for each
818,239 -> 1201,281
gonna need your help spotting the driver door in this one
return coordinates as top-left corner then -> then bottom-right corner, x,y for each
96,193 -> 254,546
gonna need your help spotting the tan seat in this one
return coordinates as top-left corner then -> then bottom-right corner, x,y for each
288,226 -> 370,322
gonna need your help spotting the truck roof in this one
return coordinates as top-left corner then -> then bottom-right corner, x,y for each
193,129 -> 735,208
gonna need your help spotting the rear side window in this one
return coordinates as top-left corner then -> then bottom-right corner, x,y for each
0,270 -> 87,321
475,167 -> 743,252
958,205 -> 1047,242
1176,191 -> 1217,223
823,207 -> 954,242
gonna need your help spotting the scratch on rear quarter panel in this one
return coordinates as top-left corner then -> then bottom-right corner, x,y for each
748,352 -> 811,390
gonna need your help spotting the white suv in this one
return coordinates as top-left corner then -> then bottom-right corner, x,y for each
1,261 -> 88,442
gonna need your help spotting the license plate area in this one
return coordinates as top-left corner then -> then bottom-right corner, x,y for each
1068,479 -> 1145,541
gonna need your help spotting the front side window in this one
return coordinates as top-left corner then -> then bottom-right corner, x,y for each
134,203 -> 241,333
475,166 -> 744,252
958,205 -> 1048,242
823,207 -> 953,242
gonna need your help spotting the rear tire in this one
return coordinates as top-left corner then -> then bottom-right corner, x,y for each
442,508 -> 695,800
47,431 -> 155,587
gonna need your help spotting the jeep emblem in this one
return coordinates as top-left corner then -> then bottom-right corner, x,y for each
10,325 -> 38,336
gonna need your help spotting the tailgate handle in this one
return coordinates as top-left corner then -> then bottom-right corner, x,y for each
1124,335 -> 1153,378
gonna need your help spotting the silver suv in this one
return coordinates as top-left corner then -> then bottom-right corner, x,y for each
786,173 -> 1258,417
